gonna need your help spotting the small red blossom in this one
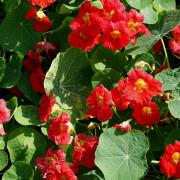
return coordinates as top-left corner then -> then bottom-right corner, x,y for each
23,50 -> 42,73
34,16 -> 52,32
86,84 -> 113,122
100,22 -> 130,50
29,0 -> 56,9
160,141 -> 180,178
124,69 -> 162,104
153,40 -> 162,54
114,120 -> 132,131
38,94 -> 55,122
127,9 -> 150,43
132,102 -> 161,126
0,99 -> 10,124
72,134 -> 99,168
29,68 -> 45,94
48,112 -> 72,145
24,7 -> 37,20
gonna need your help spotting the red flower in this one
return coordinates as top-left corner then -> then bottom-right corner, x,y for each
29,0 -> 56,9
24,7 -> 37,20
69,1 -> 102,31
23,50 -> 42,73
48,112 -> 72,145
86,84 -> 113,122
68,24 -> 100,51
101,0 -> 126,23
111,79 -> 130,111
100,22 -> 130,50
0,99 -> 10,124
29,68 -> 45,94
38,94 -> 54,122
72,134 -> 99,168
126,9 -> 150,43
124,69 -> 162,104
153,40 -> 162,54
0,124 -> 6,136
160,141 -> 180,178
114,120 -> 132,131
132,102 -> 160,126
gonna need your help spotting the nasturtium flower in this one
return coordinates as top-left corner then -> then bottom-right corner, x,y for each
132,102 -> 161,126
72,134 -> 99,168
124,69 -> 162,104
29,0 -> 56,9
38,94 -> 55,122
48,112 -> 73,146
114,120 -> 132,132
160,141 -> 180,178
86,84 -> 113,122
0,99 -> 10,124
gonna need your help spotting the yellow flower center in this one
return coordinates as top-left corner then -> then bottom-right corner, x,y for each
98,96 -> 104,105
135,78 -> 147,90
60,176 -> 67,180
36,10 -> 46,19
82,12 -> 90,24
142,107 -> 152,115
111,30 -> 121,39
128,19 -> 140,32
79,32 -> 87,40
172,152 -> 180,164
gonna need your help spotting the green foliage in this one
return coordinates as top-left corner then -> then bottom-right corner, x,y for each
0,57 -> 5,82
6,96 -> 18,119
45,48 -> 93,117
95,128 -> 149,180
0,137 -> 6,150
164,130 -> 180,145
0,2 -> 41,54
4,0 -> 21,14
2,161 -> 34,180
153,0 -> 176,12
14,105 -> 45,126
7,127 -> 47,165
0,150 -> 8,171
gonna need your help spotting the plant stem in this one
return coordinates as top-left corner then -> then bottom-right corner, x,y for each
160,38 -> 170,68
112,106 -> 121,121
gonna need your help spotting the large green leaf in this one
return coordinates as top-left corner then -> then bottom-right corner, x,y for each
155,68 -> 180,91
0,3 -> 41,54
0,57 -> 5,82
95,128 -> 149,180
0,137 -> 5,150
126,10 -> 180,56
153,0 -> 176,12
126,0 -> 152,10
0,150 -> 8,171
17,72 -> 41,105
4,0 -> 21,14
7,127 -> 47,165
14,105 -> 44,126
44,48 -> 93,116
2,161 -> 34,180
0,53 -> 23,88
6,96 -> 18,119
168,100 -> 180,119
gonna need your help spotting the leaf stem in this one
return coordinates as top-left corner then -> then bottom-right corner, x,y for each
160,38 -> 170,68
112,105 -> 121,121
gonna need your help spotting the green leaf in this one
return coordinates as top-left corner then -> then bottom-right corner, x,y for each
153,0 -> 176,12
17,72 -> 41,105
95,128 -> 149,180
0,2 -> 41,54
164,130 -> 180,146
126,10 -> 180,56
44,48 -> 93,116
140,5 -> 158,24
168,100 -> 180,119
0,150 -> 8,171
0,53 -> 23,88
4,0 -> 21,14
0,57 -> 5,82
14,105 -> 44,126
0,137 -> 6,150
7,127 -> 47,165
6,96 -> 18,119
92,68 -> 121,89
155,68 -> 180,91
58,4 -> 80,14
2,161 -> 34,180
126,0 -> 152,10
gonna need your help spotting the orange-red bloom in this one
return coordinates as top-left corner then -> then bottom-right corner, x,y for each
29,0 -> 56,9
132,102 -> 160,126
0,99 -> 10,124
86,84 -> 113,122
160,141 -> 180,178
124,69 -> 162,104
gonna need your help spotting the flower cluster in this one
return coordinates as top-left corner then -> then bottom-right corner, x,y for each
86,69 -> 162,126
169,24 -> 180,56
68,0 -> 150,51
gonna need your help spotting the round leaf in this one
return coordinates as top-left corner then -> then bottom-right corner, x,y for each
14,105 -> 44,126
6,96 -> 18,119
2,161 -> 34,180
0,150 -> 8,171
7,127 -> 47,165
95,128 -> 149,180
0,137 -> 6,150
168,99 -> 180,119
